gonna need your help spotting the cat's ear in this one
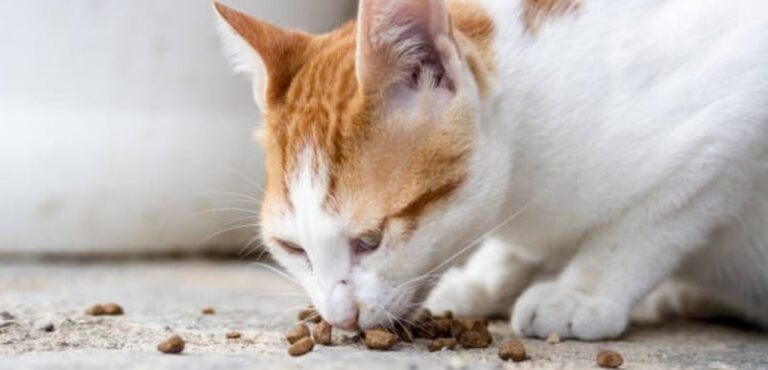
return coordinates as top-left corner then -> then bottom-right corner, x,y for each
355,0 -> 461,103
214,2 -> 311,110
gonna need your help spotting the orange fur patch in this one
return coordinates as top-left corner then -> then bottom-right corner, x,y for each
236,1 -> 495,234
522,0 -> 582,33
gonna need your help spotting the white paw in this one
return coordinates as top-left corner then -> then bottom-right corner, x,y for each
426,268 -> 502,317
511,282 -> 629,340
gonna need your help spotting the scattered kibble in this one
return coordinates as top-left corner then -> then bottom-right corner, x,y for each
157,335 -> 185,354
285,323 -> 311,344
596,349 -> 624,368
313,320 -> 332,345
428,337 -> 458,352
102,303 -> 124,315
288,336 -> 314,356
297,306 -> 322,323
459,330 -> 492,349
498,339 -> 527,362
364,328 -> 399,350
85,304 -> 106,316
546,331 -> 561,344
201,307 -> 215,315
225,331 -> 242,339
85,303 -> 123,316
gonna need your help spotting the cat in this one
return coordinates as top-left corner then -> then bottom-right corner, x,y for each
214,0 -> 768,340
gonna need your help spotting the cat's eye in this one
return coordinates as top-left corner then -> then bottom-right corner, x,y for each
274,239 -> 305,256
351,231 -> 383,255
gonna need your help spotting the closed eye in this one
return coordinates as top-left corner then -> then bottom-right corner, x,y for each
274,238 -> 305,256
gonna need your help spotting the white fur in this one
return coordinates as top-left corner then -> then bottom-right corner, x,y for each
218,0 -> 768,338
429,0 -> 768,339
214,7 -> 269,110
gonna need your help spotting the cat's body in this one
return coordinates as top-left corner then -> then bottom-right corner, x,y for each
215,0 -> 768,340
427,0 -> 768,338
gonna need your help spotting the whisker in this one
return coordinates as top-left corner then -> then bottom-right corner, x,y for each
191,207 -> 261,217
197,223 -> 259,246
176,191 -> 261,203
396,197 -> 537,290
249,262 -> 300,285
177,190 -> 262,202
238,233 -> 265,259
216,163 -> 267,197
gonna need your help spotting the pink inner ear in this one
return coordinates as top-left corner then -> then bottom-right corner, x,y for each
356,0 -> 456,93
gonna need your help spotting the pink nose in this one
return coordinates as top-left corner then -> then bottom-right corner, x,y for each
329,308 -> 359,331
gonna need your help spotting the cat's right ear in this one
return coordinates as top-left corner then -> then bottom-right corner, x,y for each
213,2 -> 311,111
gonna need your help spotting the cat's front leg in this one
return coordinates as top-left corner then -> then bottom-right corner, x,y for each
512,190 -> 725,340
427,237 -> 535,318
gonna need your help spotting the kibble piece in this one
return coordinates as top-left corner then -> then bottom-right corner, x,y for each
458,330 -> 492,348
297,306 -> 322,323
85,304 -> 106,316
157,335 -> 185,354
288,337 -> 314,356
102,303 -> 124,315
364,329 -> 399,350
441,310 -> 454,320
201,307 -> 215,315
313,320 -> 332,346
498,340 -> 527,362
225,331 -> 241,339
459,330 -> 492,349
428,337 -> 458,352
546,331 -> 561,344
285,323 -> 311,344
432,319 -> 453,338
450,320 -> 467,338
462,318 -> 489,332
596,349 -> 624,368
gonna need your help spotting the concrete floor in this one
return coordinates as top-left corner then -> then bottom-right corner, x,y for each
1,261 -> 767,370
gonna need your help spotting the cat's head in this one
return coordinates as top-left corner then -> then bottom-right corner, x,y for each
215,0 -> 499,330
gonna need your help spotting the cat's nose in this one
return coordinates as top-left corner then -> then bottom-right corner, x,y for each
328,306 -> 359,330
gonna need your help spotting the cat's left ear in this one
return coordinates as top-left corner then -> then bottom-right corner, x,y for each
214,2 -> 312,111
356,0 -> 461,108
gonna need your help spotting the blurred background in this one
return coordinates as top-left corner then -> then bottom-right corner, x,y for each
0,0 -> 358,258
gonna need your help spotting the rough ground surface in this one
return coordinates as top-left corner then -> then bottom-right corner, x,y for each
1,261 -> 767,370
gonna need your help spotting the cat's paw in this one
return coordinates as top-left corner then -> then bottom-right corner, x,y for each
426,268 -> 501,317
511,282 -> 628,340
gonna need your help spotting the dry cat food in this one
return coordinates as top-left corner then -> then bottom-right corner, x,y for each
364,328 -> 399,350
458,329 -> 492,348
428,337 -> 457,352
281,306 -> 581,362
285,323 -> 311,344
225,331 -> 241,339
498,339 -> 527,362
157,334 -> 185,354
313,320 -> 332,345
201,307 -> 216,315
297,306 -> 322,323
288,336 -> 315,356
85,303 -> 124,316
596,349 -> 624,368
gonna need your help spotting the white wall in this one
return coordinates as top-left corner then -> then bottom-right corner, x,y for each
0,0 -> 357,255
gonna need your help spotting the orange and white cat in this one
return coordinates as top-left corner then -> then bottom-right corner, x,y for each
214,0 -> 768,339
